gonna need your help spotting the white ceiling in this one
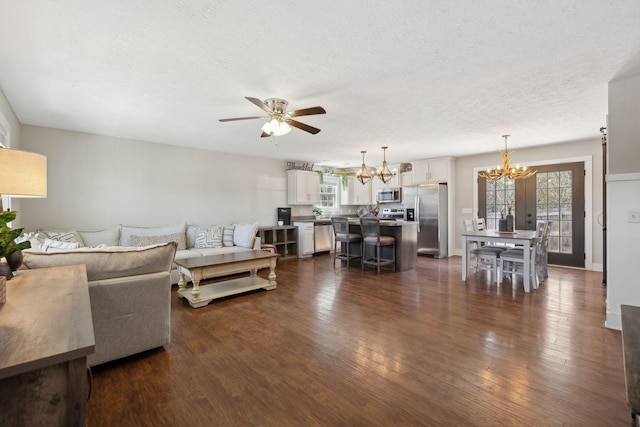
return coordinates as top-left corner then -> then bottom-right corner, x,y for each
1,1 -> 640,168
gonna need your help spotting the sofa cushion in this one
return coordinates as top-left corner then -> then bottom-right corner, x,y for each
130,232 -> 187,250
194,226 -> 223,248
233,222 -> 258,248
23,242 -> 178,282
223,225 -> 235,247
78,227 -> 121,247
120,223 -> 186,250
174,249 -> 200,261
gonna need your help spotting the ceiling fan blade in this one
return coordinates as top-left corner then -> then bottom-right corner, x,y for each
260,132 -> 271,138
245,97 -> 273,113
219,116 -> 265,122
287,106 -> 326,117
288,119 -> 321,135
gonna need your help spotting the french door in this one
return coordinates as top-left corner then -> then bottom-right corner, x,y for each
479,162 -> 585,268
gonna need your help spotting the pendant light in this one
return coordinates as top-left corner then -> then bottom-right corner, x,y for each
376,146 -> 396,183
356,151 -> 372,185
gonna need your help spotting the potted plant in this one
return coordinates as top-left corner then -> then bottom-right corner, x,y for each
0,211 -> 31,280
312,207 -> 323,219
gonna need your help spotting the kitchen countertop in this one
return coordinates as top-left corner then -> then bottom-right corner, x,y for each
292,217 -> 416,227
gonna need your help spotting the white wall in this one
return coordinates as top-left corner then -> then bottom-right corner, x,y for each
453,138 -> 604,269
19,125 -> 292,231
606,74 -> 640,330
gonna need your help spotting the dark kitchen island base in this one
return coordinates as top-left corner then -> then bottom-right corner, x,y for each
342,220 -> 418,271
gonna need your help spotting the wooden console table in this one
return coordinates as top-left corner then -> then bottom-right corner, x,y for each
0,265 -> 95,426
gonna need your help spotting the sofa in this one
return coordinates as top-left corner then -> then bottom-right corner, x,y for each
20,222 -> 262,366
22,242 -> 177,367
28,222 -> 262,285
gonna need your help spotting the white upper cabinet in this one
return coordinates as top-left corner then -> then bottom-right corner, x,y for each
410,157 -> 455,184
401,171 -> 413,186
341,175 -> 372,205
287,170 -> 320,205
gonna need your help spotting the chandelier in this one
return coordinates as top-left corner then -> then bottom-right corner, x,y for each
375,146 -> 396,183
260,116 -> 291,137
478,135 -> 536,180
355,150 -> 373,185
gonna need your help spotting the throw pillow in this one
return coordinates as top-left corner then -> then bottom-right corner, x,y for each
194,226 -> 223,248
78,227 -> 121,247
223,225 -> 235,247
39,229 -> 85,246
129,232 -> 187,249
119,223 -> 187,250
233,222 -> 259,248
42,238 -> 81,251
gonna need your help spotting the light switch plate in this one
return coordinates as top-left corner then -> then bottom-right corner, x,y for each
628,211 -> 640,223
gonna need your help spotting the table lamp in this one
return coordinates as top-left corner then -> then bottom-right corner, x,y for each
0,146 -> 47,283
0,146 -> 47,212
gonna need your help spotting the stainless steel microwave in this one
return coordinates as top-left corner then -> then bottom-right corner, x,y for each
377,188 -> 402,203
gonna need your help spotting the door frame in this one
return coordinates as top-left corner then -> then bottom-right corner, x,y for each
472,155 -> 593,270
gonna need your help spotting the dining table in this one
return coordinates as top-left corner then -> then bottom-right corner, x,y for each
461,229 -> 538,292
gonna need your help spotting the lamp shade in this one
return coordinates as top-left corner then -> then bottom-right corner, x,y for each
0,148 -> 47,198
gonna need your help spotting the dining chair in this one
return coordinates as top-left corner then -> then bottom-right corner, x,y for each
499,221 -> 545,289
538,220 -> 553,280
462,219 -> 505,284
360,217 -> 395,273
331,217 -> 362,268
475,218 -> 510,248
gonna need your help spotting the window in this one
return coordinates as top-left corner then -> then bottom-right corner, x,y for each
318,182 -> 338,210
484,177 -> 514,230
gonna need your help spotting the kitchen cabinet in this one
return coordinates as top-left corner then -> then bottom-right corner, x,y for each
401,171 -> 413,186
341,175 -> 372,205
294,222 -> 315,257
287,170 -> 320,205
411,157 -> 454,184
258,226 -> 298,260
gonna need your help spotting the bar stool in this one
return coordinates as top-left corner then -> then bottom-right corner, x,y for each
331,217 -> 362,267
360,217 -> 395,273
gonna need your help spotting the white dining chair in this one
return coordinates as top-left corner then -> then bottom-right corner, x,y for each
474,218 -> 511,248
463,219 -> 505,284
499,221 -> 546,289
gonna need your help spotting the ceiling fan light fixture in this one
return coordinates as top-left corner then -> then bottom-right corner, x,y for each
220,97 -> 326,138
273,120 -> 291,136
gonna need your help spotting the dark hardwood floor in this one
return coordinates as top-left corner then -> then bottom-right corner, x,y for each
88,255 -> 629,426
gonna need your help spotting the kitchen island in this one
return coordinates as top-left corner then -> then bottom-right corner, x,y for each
346,219 -> 417,271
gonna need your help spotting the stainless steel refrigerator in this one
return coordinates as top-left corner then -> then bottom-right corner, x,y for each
403,183 -> 448,258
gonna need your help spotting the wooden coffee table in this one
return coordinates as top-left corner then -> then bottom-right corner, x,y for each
175,250 -> 278,308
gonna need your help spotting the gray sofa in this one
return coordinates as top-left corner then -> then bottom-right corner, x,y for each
29,222 -> 262,285
23,242 -> 177,367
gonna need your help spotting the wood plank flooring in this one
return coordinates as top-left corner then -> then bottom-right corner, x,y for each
87,255 -> 630,426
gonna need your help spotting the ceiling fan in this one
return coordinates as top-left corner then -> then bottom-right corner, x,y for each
219,97 -> 326,137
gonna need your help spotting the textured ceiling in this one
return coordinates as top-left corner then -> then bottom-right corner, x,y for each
1,1 -> 640,168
